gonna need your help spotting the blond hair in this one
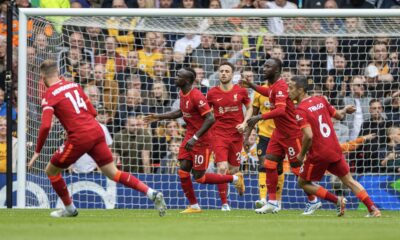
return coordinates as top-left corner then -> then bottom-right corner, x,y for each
40,59 -> 58,77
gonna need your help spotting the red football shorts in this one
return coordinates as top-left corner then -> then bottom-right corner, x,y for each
178,138 -> 211,171
50,133 -> 113,169
213,137 -> 242,167
300,156 -> 350,181
266,136 -> 302,163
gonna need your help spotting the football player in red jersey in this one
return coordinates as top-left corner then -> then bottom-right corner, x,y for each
241,58 -> 317,214
145,68 -> 245,213
288,75 -> 381,217
28,60 -> 167,217
207,62 -> 252,211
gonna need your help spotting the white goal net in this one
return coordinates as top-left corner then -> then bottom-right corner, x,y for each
15,9 -> 400,211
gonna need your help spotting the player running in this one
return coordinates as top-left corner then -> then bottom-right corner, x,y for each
241,58 -> 317,214
288,75 -> 381,217
207,62 -> 252,211
144,68 -> 245,214
28,60 -> 167,217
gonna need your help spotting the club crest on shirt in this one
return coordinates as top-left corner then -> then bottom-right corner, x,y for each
263,101 -> 271,108
276,91 -> 285,98
233,94 -> 238,101
296,114 -> 303,122
41,98 -> 48,106
186,100 -> 189,109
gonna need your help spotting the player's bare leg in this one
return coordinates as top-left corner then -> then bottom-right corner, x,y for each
298,177 -> 344,216
339,173 -> 381,217
100,162 -> 167,217
45,163 -> 78,218
255,155 -> 280,214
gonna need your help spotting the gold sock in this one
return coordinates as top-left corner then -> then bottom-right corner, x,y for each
258,172 -> 267,200
276,173 -> 285,201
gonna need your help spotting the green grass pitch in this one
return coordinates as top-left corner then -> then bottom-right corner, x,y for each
1,209 -> 398,240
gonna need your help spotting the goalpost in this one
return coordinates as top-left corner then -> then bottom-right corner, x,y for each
15,8 -> 400,210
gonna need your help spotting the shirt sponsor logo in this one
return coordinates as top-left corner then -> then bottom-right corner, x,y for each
219,106 -> 240,114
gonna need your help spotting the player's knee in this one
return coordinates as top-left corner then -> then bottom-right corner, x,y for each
179,160 -> 192,172
217,163 -> 228,174
228,167 -> 239,175
277,161 -> 284,175
297,177 -> 307,188
264,159 -> 278,170
258,164 -> 266,173
193,170 -> 205,182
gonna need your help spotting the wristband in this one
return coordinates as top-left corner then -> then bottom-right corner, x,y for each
193,135 -> 198,140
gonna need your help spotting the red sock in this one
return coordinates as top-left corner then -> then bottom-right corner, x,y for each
178,170 -> 197,205
48,174 -> 72,206
315,186 -> 338,204
217,183 -> 228,205
264,160 -> 278,201
356,190 -> 376,212
113,171 -> 149,195
197,173 -> 233,184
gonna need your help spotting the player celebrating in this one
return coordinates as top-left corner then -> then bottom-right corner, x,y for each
241,58 -> 317,214
144,68 -> 245,213
28,60 -> 167,217
288,75 -> 381,217
207,62 -> 252,211
244,80 -> 285,211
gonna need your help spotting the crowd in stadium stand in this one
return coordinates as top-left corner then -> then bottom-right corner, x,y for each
0,0 -> 400,175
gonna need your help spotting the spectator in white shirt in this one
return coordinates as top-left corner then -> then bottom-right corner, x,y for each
265,0 -> 298,34
173,34 -> 201,55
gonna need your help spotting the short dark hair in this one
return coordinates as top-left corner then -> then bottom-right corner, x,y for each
291,75 -> 309,93
219,61 -> 235,72
270,57 -> 282,72
183,67 -> 196,83
369,98 -> 381,106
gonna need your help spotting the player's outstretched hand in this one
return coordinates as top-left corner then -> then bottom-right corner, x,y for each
28,152 -> 40,171
345,105 -> 356,114
363,133 -> 377,141
185,137 -> 196,151
144,114 -> 160,124
247,115 -> 262,129
236,122 -> 247,134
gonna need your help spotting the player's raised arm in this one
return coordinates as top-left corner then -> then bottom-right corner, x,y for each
334,105 -> 356,120
143,109 -> 183,124
185,111 -> 215,151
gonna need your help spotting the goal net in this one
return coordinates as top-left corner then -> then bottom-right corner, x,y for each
14,9 -> 400,210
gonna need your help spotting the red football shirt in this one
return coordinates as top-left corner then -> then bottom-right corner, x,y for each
207,84 -> 250,139
296,96 -> 342,163
41,79 -> 101,141
257,79 -> 301,138
180,88 -> 212,141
